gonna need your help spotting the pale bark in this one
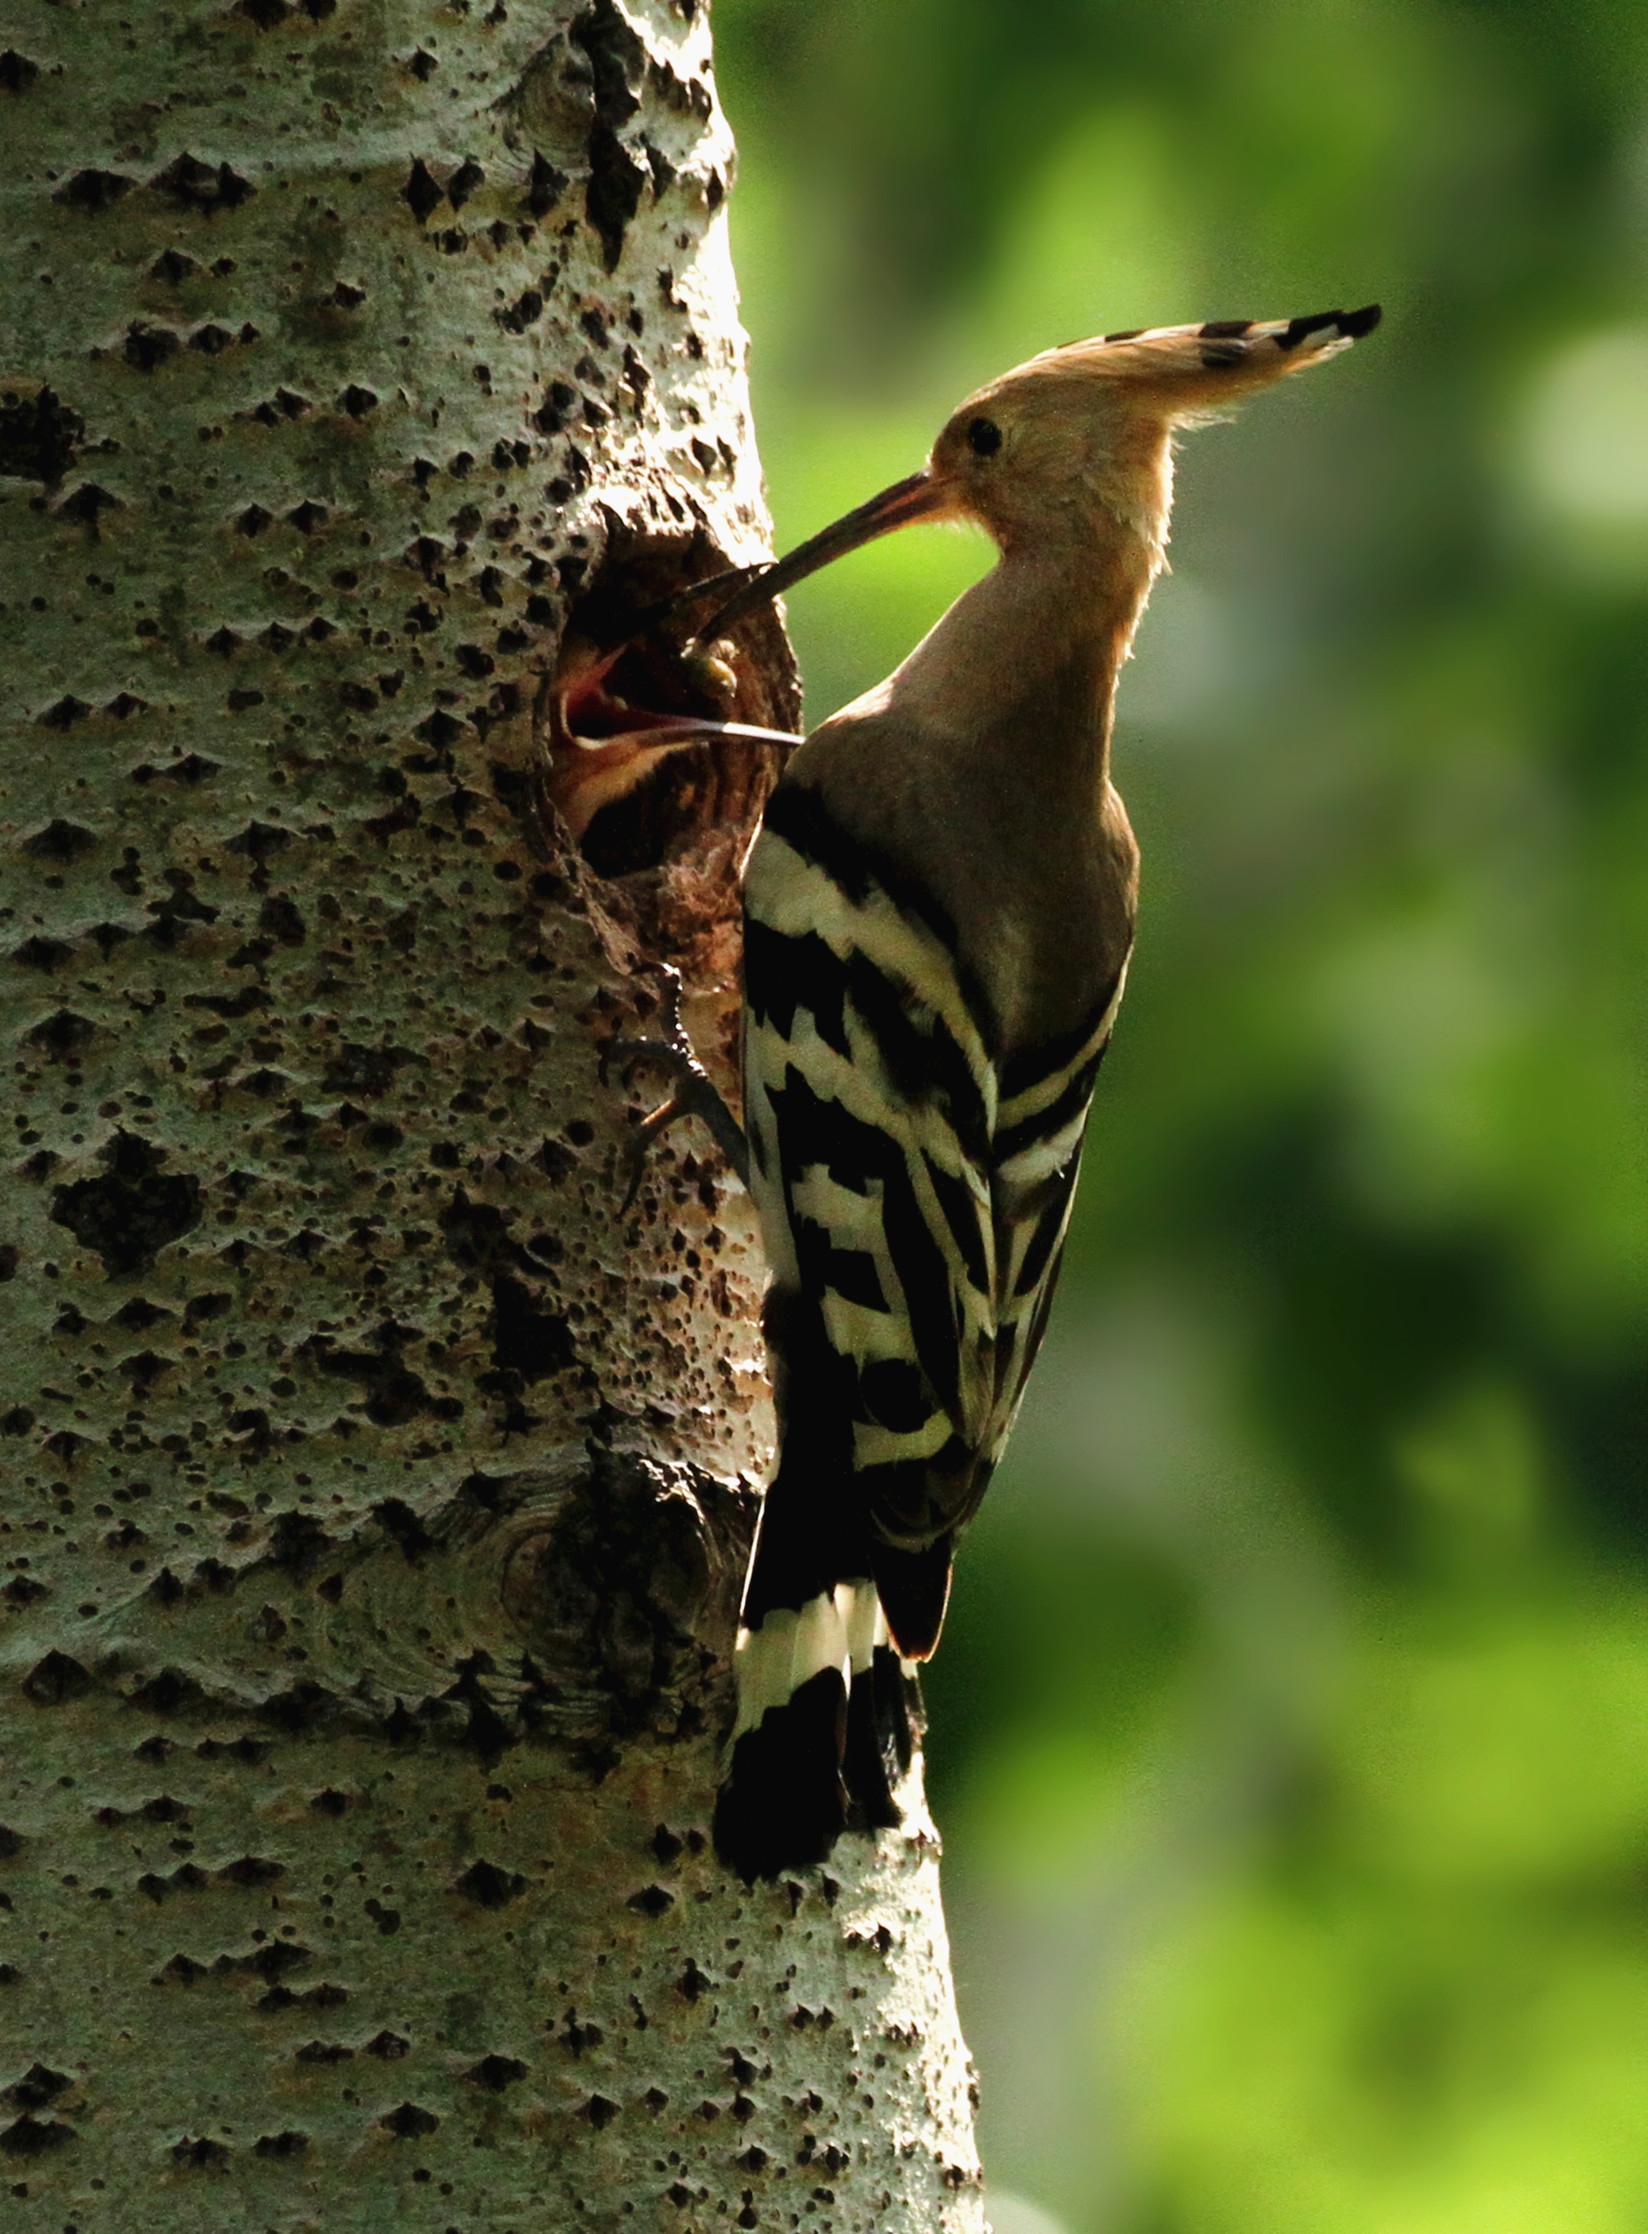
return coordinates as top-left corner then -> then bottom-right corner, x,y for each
0,2 -> 985,2228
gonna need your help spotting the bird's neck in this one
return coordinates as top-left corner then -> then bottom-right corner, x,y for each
887,513 -> 1165,788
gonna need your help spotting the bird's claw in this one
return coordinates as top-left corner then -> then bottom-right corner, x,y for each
608,971 -> 750,1209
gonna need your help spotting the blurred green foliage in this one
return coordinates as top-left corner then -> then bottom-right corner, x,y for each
713,1 -> 1648,2226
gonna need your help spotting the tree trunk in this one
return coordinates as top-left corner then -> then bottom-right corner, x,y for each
0,2 -> 985,2228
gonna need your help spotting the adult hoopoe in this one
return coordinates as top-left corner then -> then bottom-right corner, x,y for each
608,305 -> 1382,1879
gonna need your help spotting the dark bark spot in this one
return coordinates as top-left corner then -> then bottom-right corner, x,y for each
1,1576 -> 47,1608
150,154 -> 256,215
627,1883 -> 673,1917
331,280 -> 366,309
225,820 -> 289,865
497,287 -> 544,334
232,1939 -> 313,1982
237,503 -> 273,536
651,1823 -> 684,1864
127,1667 -> 203,1715
363,2029 -> 409,2059
0,387 -> 84,484
22,1651 -> 90,1705
189,323 -> 236,355
258,893 -> 305,944
217,1855 -> 285,1887
295,2039 -> 352,2063
308,1788 -> 349,1816
465,2054 -> 527,2090
533,379 -> 578,435
287,498 -> 327,534
183,982 -> 269,1019
123,322 -> 182,372
527,153 -> 566,217
306,1339 -> 430,1428
0,2115 -> 75,2157
407,47 -> 438,79
239,0 -> 292,24
558,2011 -> 604,2055
488,1273 -> 574,1384
402,159 -> 444,223
51,1130 -> 202,1275
151,248 -> 198,282
584,125 -> 646,272
13,935 -> 71,971
267,1510 -> 333,1576
0,1827 -> 27,1860
381,2102 -> 437,2138
35,696 -> 93,730
441,1654 -> 513,1760
170,2135 -> 228,2169
454,1858 -> 526,1909
24,1008 -> 95,1061
54,169 -> 136,212
254,2129 -> 308,2157
338,383 -> 378,418
59,482 -> 122,533
139,1795 -> 191,1824
581,2094 -> 620,2129
372,1497 -> 432,1561
0,50 -> 40,93
448,158 -> 485,207
118,1349 -> 174,1390
320,1040 -> 417,1097
2,2067 -> 68,2112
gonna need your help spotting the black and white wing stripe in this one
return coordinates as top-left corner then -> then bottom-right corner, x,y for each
985,979 -> 1126,1458
717,779 -> 1128,1875
742,781 -> 1127,1624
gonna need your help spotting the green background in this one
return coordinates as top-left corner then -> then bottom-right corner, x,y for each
714,2 -> 1648,2227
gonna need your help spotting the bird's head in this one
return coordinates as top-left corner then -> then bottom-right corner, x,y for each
694,305 -> 1380,635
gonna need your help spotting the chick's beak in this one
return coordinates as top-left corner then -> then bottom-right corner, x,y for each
692,467 -> 957,644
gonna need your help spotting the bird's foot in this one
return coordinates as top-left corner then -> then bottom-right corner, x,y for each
606,969 -> 750,1208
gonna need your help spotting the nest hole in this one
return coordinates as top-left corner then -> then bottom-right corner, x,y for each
551,530 -> 799,880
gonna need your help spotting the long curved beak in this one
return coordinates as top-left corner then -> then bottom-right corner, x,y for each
690,467 -> 955,646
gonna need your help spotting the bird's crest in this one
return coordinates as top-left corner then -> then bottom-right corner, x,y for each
999,304 -> 1382,413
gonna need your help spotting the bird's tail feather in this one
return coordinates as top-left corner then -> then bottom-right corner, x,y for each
713,1579 -> 921,1881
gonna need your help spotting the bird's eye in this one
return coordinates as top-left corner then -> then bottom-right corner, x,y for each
966,416 -> 1002,458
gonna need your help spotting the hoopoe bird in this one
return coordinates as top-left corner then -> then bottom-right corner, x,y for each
603,306 -> 1381,1879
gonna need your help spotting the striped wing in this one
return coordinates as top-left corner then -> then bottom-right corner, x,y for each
744,785 -> 1127,1565
984,979 -> 1126,1461
744,798 -> 999,1554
